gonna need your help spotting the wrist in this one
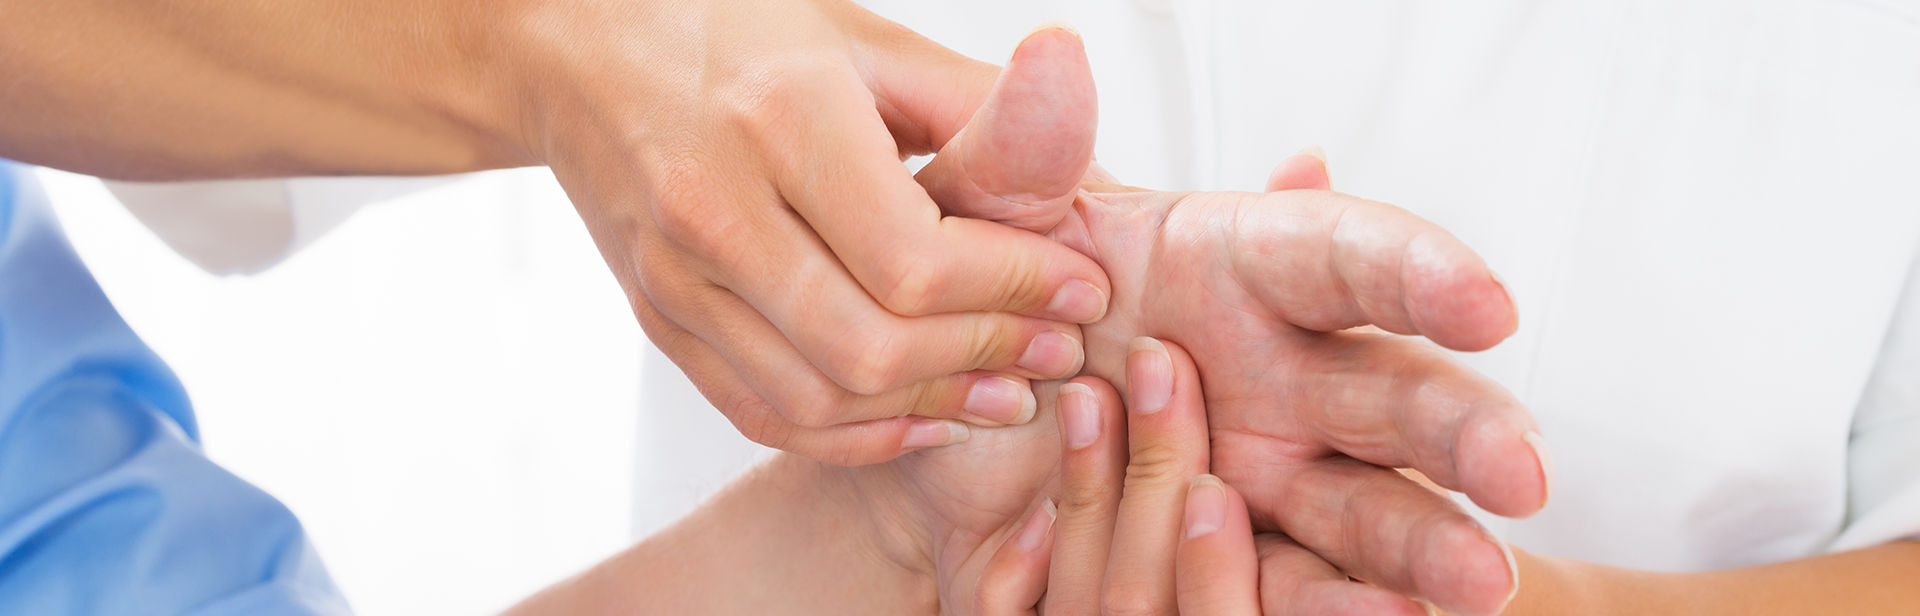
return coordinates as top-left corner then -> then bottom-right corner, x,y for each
503,453 -> 935,615
1462,547 -> 1671,616
750,454 -> 940,613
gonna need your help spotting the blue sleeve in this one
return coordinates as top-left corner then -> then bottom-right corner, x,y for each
0,161 -> 350,616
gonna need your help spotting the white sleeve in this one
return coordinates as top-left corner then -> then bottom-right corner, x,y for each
102,175 -> 461,275
1833,241 -> 1920,552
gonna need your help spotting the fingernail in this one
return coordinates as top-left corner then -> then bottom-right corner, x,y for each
1494,532 -> 1520,608
901,419 -> 971,450
1025,21 -> 1083,43
965,377 -> 1036,425
1126,337 -> 1173,414
1060,382 -> 1100,449
1296,145 -> 1331,183
1016,498 -> 1059,551
1184,475 -> 1227,539
1046,279 -> 1108,323
1295,144 -> 1328,165
1524,430 -> 1555,506
1018,331 -> 1083,378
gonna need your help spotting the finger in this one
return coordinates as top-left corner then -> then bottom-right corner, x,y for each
658,269 -> 1050,427
1102,337 -> 1211,616
1282,329 -> 1550,517
975,498 -> 1058,616
1226,190 -> 1517,351
632,283 -> 973,465
653,175 -> 1089,394
760,46 -> 1112,324
1238,455 -> 1517,616
1264,146 -> 1331,192
860,12 -> 1000,157
1042,376 -> 1128,616
1252,534 -> 1429,616
916,26 -> 1096,234
1175,475 -> 1260,616
646,232 -> 1076,429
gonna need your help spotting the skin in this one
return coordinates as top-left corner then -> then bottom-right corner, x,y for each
23,4 -> 1900,613
936,32 -> 1537,616
0,0 -> 1115,464
494,336 -> 1252,616
0,3 -> 1539,610
508,32 -> 1549,616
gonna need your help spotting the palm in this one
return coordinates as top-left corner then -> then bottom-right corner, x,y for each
903,29 -> 1543,613
1051,182 -> 1539,608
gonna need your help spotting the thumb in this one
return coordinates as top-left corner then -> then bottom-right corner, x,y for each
1264,145 -> 1332,192
916,26 -> 1097,233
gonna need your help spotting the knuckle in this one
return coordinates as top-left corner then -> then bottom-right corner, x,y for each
1124,439 -> 1203,488
993,251 -> 1056,312
651,156 -> 749,259
775,386 -> 850,430
718,60 -> 838,154
1045,596 -> 1102,616
632,254 -> 691,306
873,251 -> 945,316
877,379 -> 951,421
720,393 -> 794,451
1102,582 -> 1165,616
972,581 -> 1010,615
1058,475 -> 1119,517
821,323 -> 906,396
960,314 -> 1026,369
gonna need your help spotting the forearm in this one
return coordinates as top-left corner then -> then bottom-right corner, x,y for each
0,0 -> 535,179
1480,542 -> 1920,616
501,454 -> 937,616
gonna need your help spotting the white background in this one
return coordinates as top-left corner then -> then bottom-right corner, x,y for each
39,167 -> 654,616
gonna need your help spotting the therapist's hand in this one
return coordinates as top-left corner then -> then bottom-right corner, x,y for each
918,38 -> 1543,616
1,0 -> 1109,466
528,5 -> 1112,464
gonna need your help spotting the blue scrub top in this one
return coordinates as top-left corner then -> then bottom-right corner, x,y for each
0,161 -> 349,615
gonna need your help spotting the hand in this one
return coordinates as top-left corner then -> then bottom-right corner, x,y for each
2,0 -> 1112,466
523,4 -> 1119,464
966,338 -> 1432,616
923,38 -> 1546,615
5,0 -> 1099,471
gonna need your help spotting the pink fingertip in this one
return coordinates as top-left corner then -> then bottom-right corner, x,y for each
1047,278 -> 1109,323
1018,331 -> 1084,378
1264,149 -> 1332,192
901,419 -> 970,450
1016,498 -> 1059,552
1060,382 -> 1101,449
1421,521 -> 1517,616
964,377 -> 1035,425
1525,430 -> 1555,508
1184,475 -> 1228,539
1125,337 -> 1174,414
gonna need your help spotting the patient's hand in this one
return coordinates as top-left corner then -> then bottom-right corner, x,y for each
914,32 -> 1547,616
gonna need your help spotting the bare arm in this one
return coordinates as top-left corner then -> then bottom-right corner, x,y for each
500,454 -> 937,616
2,1 -> 1114,462
0,0 -> 530,179
1488,542 -> 1920,616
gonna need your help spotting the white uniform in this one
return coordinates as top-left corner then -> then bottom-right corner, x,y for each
836,0 -> 1920,572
